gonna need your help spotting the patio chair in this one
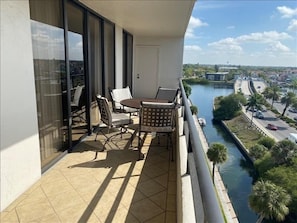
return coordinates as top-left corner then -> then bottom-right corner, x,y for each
110,86 -> 138,116
94,95 -> 133,158
71,85 -> 85,121
155,87 -> 179,103
138,101 -> 176,161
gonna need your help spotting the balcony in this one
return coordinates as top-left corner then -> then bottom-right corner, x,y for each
0,80 -> 224,223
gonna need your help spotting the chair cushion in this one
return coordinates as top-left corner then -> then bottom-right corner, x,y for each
111,113 -> 132,126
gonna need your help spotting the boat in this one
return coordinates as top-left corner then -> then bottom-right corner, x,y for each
198,118 -> 206,126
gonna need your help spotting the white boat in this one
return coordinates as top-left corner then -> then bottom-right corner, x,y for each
198,118 -> 206,126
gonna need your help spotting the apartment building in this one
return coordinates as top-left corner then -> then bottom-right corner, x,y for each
1,0 -> 196,212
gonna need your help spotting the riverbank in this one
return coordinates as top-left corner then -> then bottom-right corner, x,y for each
194,116 -> 239,223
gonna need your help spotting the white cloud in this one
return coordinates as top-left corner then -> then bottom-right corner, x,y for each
288,19 -> 297,31
185,16 -> 208,38
208,37 -> 242,52
277,6 -> 297,18
237,31 -> 291,43
184,45 -> 202,51
266,41 -> 290,52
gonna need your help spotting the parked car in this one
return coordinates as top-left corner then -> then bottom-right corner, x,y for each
267,123 -> 278,130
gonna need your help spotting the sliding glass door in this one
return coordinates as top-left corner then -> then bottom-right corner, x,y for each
66,2 -> 88,144
30,0 -> 68,167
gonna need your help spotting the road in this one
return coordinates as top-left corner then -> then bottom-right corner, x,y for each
235,79 -> 297,142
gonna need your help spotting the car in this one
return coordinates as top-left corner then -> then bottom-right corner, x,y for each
289,107 -> 297,113
267,123 -> 278,130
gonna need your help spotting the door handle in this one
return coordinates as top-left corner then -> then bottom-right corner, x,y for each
137,74 -> 140,79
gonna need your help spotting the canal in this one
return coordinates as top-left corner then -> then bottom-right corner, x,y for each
189,84 -> 258,223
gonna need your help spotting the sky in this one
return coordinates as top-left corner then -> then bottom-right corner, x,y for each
183,0 -> 297,67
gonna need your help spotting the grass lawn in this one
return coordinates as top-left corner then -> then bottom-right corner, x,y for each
224,114 -> 263,150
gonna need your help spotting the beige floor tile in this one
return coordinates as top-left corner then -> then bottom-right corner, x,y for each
40,169 -> 65,184
130,198 -> 164,222
47,189 -> 85,212
149,191 -> 167,210
142,165 -> 167,179
57,202 -> 100,223
145,213 -> 166,223
0,210 -> 19,223
17,187 -> 47,207
35,212 -> 60,223
16,200 -> 55,222
167,181 -> 176,195
137,180 -> 166,197
118,185 -> 146,208
154,174 -> 169,188
166,194 -> 176,211
165,211 -> 176,223
41,178 -> 74,197
0,131 -> 177,223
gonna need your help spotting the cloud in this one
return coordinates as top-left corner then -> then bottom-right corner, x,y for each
288,19 -> 297,31
237,31 -> 291,43
208,38 -> 243,52
185,16 -> 208,38
207,31 -> 292,54
227,26 -> 235,29
277,6 -> 297,18
266,41 -> 290,52
184,45 -> 202,51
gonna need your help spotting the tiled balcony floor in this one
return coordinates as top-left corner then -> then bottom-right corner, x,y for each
1,126 -> 177,223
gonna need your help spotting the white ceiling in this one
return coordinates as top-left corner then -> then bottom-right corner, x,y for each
79,0 -> 196,37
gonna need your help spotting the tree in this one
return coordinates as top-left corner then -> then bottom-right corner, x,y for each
246,93 -> 264,125
280,92 -> 297,116
270,139 -> 297,165
264,162 -> 297,215
207,143 -> 228,183
291,78 -> 297,94
249,180 -> 291,223
257,136 -> 275,150
182,81 -> 192,97
262,84 -> 280,109
213,93 -> 246,120
249,144 -> 268,160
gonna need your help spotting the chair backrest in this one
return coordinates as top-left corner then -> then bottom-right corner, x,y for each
110,86 -> 133,110
72,85 -> 83,106
139,101 -> 176,133
155,87 -> 179,102
96,95 -> 112,127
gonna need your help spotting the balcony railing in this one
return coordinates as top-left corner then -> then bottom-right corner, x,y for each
177,79 -> 224,222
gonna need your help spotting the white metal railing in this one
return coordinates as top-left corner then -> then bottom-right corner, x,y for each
177,79 -> 225,223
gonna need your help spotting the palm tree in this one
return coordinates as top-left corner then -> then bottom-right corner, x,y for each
262,84 -> 280,109
249,180 -> 291,223
207,143 -> 227,183
246,93 -> 264,125
280,92 -> 297,116
291,78 -> 297,94
270,139 -> 297,165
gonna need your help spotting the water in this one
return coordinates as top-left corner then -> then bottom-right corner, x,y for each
189,84 -> 258,223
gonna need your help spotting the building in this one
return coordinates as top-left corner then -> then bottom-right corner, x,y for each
0,0 -> 195,213
1,1 -> 225,222
205,72 -> 229,81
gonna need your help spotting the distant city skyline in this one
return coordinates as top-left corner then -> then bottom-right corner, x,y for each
183,1 -> 297,67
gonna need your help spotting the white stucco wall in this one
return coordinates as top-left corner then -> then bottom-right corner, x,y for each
0,0 -> 41,211
134,36 -> 184,90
